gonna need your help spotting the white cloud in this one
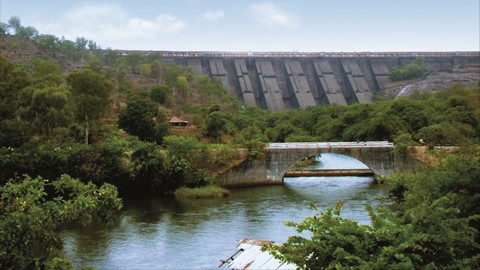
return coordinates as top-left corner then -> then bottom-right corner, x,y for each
127,14 -> 186,35
65,3 -> 127,27
248,2 -> 299,30
201,10 -> 225,21
45,3 -> 186,43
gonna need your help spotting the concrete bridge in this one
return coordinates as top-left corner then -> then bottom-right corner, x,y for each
219,141 -> 413,188
265,141 -> 394,183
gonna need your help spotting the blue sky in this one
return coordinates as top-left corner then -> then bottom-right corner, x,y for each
1,0 -> 479,52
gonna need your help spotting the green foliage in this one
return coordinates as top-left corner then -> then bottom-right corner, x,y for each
390,58 -> 428,81
266,122 -> 304,142
31,58 -> 63,86
174,185 -> 230,199
150,84 -> 174,107
176,75 -> 189,98
393,133 -> 412,154
205,143 -> 238,168
44,257 -> 74,270
131,142 -> 171,193
0,55 -> 31,120
67,69 -> 113,144
118,97 -> 166,142
270,151 -> 480,269
204,111 -> 229,141
139,63 -> 152,77
18,85 -> 72,141
416,123 -> 463,146
162,136 -> 236,187
192,75 -> 238,107
0,174 -> 122,269
233,125 -> 268,158
267,202 -> 378,269
163,136 -> 208,167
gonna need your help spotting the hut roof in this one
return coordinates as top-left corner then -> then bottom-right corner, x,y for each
169,116 -> 188,123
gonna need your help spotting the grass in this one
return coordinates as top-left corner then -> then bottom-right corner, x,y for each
174,185 -> 231,199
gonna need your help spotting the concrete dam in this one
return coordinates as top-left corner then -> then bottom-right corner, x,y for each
128,51 -> 479,111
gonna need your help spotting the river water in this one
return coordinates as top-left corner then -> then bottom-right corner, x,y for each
61,153 -> 387,269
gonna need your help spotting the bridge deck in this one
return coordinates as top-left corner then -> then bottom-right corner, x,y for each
267,141 -> 394,150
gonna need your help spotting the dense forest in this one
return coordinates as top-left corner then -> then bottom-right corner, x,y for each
1,17 -> 479,269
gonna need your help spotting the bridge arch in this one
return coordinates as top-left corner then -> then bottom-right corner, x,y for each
265,142 -> 395,183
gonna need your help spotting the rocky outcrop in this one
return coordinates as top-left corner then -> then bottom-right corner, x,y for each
388,64 -> 479,98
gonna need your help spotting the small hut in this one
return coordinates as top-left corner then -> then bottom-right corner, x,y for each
169,116 -> 190,127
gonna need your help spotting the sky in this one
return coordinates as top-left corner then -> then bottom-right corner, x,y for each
1,0 -> 479,52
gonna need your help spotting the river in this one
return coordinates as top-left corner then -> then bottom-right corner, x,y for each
61,153 -> 388,269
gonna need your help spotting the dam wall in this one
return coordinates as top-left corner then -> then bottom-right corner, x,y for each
122,51 -> 479,111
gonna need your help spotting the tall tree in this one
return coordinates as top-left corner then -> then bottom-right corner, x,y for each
118,97 -> 161,142
0,56 -> 31,120
67,69 -> 113,144
19,86 -> 72,141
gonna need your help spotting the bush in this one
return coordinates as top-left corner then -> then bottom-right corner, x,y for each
390,58 -> 428,81
268,151 -> 480,269
174,185 -> 230,199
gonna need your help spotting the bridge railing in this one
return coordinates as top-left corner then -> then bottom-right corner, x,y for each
266,141 -> 394,149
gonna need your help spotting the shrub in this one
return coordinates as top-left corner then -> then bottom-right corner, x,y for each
390,58 -> 428,81
174,185 -> 230,199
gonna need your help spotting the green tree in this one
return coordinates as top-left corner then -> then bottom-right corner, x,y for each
131,143 -> 170,193
393,132 -> 413,154
176,75 -> 189,100
19,86 -> 72,141
118,97 -> 163,142
204,111 -> 228,141
150,84 -> 174,107
416,123 -> 463,146
67,69 -> 113,144
151,60 -> 163,82
163,136 -> 209,186
16,26 -> 38,40
0,22 -> 8,34
233,125 -> 267,158
0,56 -> 31,120
125,53 -> 143,74
0,174 -> 122,269
7,16 -> 22,34
32,34 -> 59,57
139,63 -> 152,77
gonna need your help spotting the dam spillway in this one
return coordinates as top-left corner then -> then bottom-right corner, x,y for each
122,51 -> 480,111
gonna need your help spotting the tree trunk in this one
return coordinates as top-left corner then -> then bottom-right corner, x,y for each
84,115 -> 89,145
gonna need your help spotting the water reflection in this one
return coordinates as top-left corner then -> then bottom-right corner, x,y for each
61,153 -> 386,269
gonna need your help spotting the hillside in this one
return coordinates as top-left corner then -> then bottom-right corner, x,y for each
2,33 -> 478,112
